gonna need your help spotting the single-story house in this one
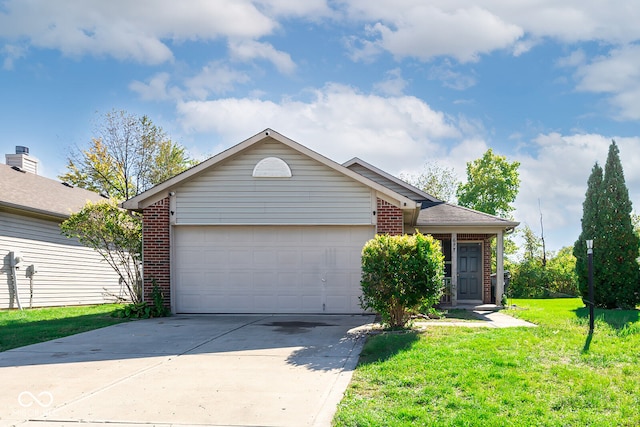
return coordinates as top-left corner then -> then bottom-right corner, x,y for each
123,129 -> 518,314
0,148 -> 126,309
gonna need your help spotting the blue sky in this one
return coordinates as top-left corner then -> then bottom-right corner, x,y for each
1,1 -> 639,253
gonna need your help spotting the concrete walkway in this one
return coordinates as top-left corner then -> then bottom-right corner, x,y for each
414,306 -> 538,329
0,314 -> 375,427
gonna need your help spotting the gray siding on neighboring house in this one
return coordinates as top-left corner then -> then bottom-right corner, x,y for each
0,211 -> 126,308
347,163 -> 423,201
174,139 -> 375,225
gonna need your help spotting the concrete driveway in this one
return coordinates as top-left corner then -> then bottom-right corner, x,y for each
0,314 -> 375,427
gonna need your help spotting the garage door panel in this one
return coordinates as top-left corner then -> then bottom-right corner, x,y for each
254,250 -> 277,265
302,272 -> 323,287
277,250 -> 300,265
326,296 -> 348,311
178,271 -> 204,288
173,225 -> 373,313
255,295 -> 276,311
176,249 -> 205,266
278,231 -> 302,244
205,248 -> 227,263
301,249 -> 325,265
302,296 -> 322,310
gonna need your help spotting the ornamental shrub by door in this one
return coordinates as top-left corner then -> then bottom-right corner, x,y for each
360,232 -> 444,328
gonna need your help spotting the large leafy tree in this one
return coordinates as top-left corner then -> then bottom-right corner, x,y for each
598,141 -> 639,308
60,110 -> 195,201
456,148 -> 520,218
400,161 -> 460,202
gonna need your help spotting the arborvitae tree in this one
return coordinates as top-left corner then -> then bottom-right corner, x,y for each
598,141 -> 639,309
574,163 -> 603,303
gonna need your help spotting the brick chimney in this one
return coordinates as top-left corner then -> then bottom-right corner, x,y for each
5,146 -> 38,175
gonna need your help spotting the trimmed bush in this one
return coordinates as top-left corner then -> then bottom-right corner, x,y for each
360,232 -> 444,328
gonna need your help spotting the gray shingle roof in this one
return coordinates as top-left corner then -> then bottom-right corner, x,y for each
0,164 -> 108,218
417,202 -> 519,227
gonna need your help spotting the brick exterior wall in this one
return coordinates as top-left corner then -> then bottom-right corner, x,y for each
432,233 -> 494,304
142,197 -> 171,306
376,198 -> 403,235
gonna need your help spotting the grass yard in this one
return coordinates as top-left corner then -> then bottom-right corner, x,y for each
334,298 -> 640,426
0,304 -> 127,352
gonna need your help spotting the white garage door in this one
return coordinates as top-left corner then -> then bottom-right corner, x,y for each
173,225 -> 374,313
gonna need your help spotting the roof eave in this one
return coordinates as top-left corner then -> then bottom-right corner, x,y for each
416,221 -> 520,230
343,157 -> 441,203
122,129 -> 420,211
0,201 -> 69,221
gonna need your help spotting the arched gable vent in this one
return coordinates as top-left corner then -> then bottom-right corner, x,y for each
252,157 -> 292,178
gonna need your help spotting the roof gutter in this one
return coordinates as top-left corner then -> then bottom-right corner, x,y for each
0,201 -> 69,221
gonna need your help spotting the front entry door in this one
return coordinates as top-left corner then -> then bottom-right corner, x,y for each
457,243 -> 482,300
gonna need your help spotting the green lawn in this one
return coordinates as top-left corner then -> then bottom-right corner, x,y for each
334,298 -> 640,426
0,304 -> 128,352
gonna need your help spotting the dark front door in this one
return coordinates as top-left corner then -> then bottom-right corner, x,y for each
457,243 -> 482,300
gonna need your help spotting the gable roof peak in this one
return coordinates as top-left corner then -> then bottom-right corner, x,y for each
122,128 -> 420,211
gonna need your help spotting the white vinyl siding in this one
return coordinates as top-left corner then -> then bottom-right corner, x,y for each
0,211 -> 126,308
173,225 -> 373,314
174,139 -> 374,225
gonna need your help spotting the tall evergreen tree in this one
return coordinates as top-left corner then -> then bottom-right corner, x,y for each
599,141 -> 640,308
574,163 -> 604,304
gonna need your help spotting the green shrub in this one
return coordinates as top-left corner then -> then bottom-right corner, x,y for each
509,248 -> 579,298
114,280 -> 170,319
360,232 -> 444,328
150,281 -> 170,317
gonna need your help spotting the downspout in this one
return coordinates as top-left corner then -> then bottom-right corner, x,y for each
9,251 -> 24,310
27,264 -> 38,308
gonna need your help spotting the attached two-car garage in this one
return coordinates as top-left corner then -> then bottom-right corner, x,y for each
125,130 -> 421,315
173,225 -> 374,314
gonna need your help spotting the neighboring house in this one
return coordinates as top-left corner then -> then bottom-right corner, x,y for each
0,148 -> 126,309
123,129 -> 518,314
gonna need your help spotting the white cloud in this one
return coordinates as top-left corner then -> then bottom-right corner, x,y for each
373,68 -> 408,96
0,0 -> 276,64
349,5 -> 523,63
131,63 -> 252,102
1,43 -> 26,70
428,61 -> 477,90
229,39 -> 296,74
513,133 -> 640,251
185,62 -> 251,98
556,49 -> 587,68
573,44 -> 640,120
341,1 -> 640,62
176,84 -> 460,171
254,0 -> 333,19
129,73 -> 178,101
